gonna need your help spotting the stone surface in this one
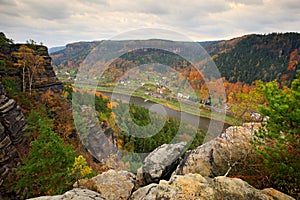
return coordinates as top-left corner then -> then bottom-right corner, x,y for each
175,123 -> 260,177
261,188 -> 295,200
28,188 -> 105,200
131,173 -> 295,200
0,84 -> 26,194
76,169 -> 136,200
136,142 -> 186,188
75,105 -> 117,161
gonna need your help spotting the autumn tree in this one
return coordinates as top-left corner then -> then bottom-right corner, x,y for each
227,81 -> 264,124
69,155 -> 93,187
13,45 -> 44,95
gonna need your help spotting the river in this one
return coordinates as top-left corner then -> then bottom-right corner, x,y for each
100,91 -> 229,136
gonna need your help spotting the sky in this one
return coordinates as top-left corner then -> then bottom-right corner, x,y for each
0,0 -> 300,47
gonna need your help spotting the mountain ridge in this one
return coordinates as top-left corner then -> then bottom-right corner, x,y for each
51,32 -> 300,85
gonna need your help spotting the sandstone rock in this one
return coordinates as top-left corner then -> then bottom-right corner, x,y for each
0,85 -> 26,195
213,176 -> 271,200
131,173 -> 295,200
28,188 -> 105,200
175,123 -> 260,177
261,188 -> 295,200
76,169 -> 136,200
136,142 -> 186,188
75,105 -> 117,161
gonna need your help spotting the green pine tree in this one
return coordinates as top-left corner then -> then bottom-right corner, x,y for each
15,112 -> 76,198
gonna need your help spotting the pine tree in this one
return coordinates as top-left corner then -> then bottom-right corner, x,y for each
15,112 -> 76,198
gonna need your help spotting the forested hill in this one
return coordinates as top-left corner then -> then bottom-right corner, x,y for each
206,33 -> 300,84
51,32 -> 300,85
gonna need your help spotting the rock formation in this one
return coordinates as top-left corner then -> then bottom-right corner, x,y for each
131,173 -> 294,200
74,105 -> 117,161
175,123 -> 261,177
33,170 -> 295,200
0,39 -> 63,198
28,188 -> 105,200
75,169 -> 136,200
0,84 -> 26,196
136,142 -> 186,188
0,43 -> 63,94
28,44 -> 63,93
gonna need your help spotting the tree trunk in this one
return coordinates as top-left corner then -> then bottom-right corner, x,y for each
22,62 -> 26,93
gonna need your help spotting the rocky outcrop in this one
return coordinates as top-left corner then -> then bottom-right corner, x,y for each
0,43 -> 63,94
75,105 -> 117,161
136,142 -> 186,188
75,169 -> 136,200
29,173 -> 295,200
131,173 -> 295,200
175,123 -> 261,177
28,123 -> 295,200
30,45 -> 63,93
0,84 -> 26,194
28,188 -> 105,200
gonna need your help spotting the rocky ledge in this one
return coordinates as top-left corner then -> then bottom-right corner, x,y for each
29,170 -> 294,200
27,123 -> 295,200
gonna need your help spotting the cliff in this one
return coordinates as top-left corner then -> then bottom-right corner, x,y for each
0,84 -> 26,197
0,42 -> 63,94
0,33 -> 64,198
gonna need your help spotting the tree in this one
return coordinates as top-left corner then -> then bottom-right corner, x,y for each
15,112 -> 76,198
69,155 -> 93,187
226,80 -> 265,126
12,45 -> 45,95
252,71 -> 300,197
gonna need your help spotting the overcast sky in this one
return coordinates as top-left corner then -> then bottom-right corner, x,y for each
1,0 -> 300,47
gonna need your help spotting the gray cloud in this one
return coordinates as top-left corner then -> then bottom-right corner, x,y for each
225,0 -> 263,5
0,0 -> 299,47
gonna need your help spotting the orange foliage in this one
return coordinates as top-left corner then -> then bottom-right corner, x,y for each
287,49 -> 300,71
40,90 -> 75,138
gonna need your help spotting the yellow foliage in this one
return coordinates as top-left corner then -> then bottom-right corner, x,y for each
70,155 -> 93,178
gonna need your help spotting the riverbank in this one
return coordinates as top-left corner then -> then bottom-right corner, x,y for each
96,86 -> 237,125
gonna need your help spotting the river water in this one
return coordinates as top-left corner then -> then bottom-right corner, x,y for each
100,91 -> 229,137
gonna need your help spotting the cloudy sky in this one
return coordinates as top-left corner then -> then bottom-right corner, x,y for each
1,0 -> 300,47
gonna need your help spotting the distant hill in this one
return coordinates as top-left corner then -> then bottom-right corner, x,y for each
48,46 -> 66,54
205,33 -> 300,84
51,33 -> 300,85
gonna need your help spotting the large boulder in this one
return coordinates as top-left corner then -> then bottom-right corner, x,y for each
136,142 -> 186,188
175,123 -> 260,177
28,188 -> 105,200
131,173 -> 295,200
75,169 -> 136,200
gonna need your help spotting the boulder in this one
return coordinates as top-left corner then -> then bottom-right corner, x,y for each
175,123 -> 260,177
136,142 -> 186,188
28,188 -> 105,200
75,169 -> 136,200
131,173 -> 295,200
